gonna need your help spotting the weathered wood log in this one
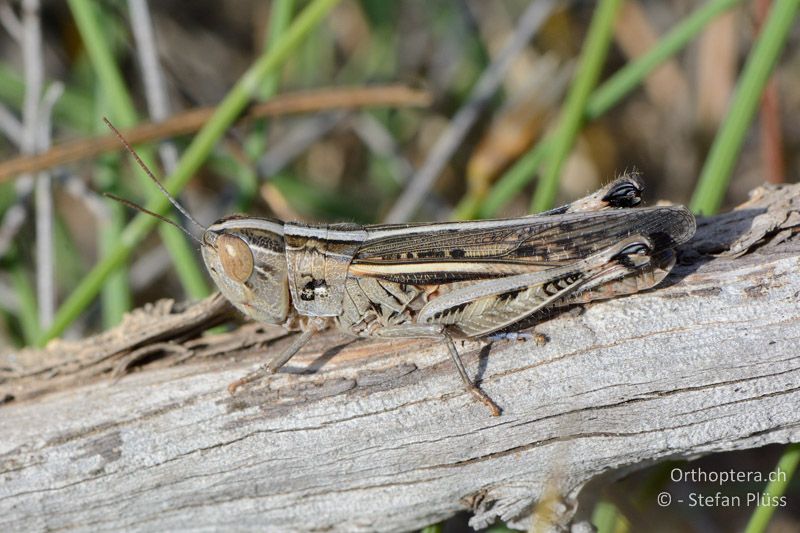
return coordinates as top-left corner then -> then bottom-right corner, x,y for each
1,183 -> 799,532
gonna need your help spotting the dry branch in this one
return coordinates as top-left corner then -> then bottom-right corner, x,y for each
1,183 -> 799,532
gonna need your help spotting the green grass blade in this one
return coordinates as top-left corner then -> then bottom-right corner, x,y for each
474,0 -> 742,219
450,194 -> 482,221
585,0 -> 743,119
456,138 -> 550,220
68,0 -> 135,122
531,0 -> 622,213
99,201 -> 131,329
53,215 -> 87,290
744,443 -> 800,533
93,82 -> 132,328
38,0 -> 342,345
68,0 -> 210,304
260,0 -> 296,100
591,500 -> 627,533
95,153 -> 131,328
478,139 -> 551,219
9,259 -> 40,345
243,0 -> 296,204
690,0 -> 799,215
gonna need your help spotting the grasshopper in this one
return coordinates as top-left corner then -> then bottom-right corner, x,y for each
107,122 -> 695,415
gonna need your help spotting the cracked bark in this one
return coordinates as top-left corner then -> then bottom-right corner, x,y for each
1,183 -> 799,532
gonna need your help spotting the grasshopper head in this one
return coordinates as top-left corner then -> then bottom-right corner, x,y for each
100,119 -> 290,324
202,216 -> 290,324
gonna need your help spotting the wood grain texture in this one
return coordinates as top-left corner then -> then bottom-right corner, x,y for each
1,183 -> 799,532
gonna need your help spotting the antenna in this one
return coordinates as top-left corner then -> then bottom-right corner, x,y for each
103,117 -> 207,233
104,192 -> 203,245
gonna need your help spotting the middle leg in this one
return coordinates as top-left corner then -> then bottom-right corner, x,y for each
376,324 -> 501,416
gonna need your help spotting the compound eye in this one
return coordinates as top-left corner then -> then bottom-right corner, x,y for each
217,233 -> 254,283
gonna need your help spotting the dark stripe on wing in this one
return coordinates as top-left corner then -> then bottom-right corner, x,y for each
356,206 -> 695,266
